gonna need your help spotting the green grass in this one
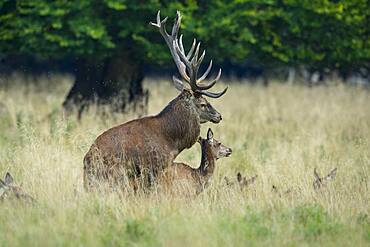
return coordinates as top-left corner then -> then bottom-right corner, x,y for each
0,74 -> 369,246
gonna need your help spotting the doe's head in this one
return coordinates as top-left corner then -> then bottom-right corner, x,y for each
0,172 -> 35,203
199,128 -> 232,159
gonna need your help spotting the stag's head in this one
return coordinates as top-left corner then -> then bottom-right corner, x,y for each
0,172 -> 35,203
198,128 -> 232,159
151,11 -> 227,124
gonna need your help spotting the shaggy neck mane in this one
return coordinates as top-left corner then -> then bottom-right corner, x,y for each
157,92 -> 200,153
198,141 -> 215,177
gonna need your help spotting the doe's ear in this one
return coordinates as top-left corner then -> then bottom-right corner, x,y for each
197,137 -> 202,144
0,179 -> 6,188
237,172 -> 242,182
207,128 -> 214,141
313,168 -> 321,181
4,172 -> 13,185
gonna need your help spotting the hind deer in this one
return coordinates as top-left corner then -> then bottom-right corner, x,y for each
157,128 -> 232,195
83,11 -> 228,191
0,172 -> 35,203
224,173 -> 258,190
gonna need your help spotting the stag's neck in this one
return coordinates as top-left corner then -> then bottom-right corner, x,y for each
157,92 -> 200,154
197,143 -> 216,179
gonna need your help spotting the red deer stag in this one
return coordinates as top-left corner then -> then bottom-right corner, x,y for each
157,128 -> 232,195
83,11 -> 228,191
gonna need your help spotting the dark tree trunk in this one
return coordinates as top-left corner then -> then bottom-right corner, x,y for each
63,51 -> 148,118
262,74 -> 269,87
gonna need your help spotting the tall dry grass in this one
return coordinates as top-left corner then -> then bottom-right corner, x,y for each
0,74 -> 369,246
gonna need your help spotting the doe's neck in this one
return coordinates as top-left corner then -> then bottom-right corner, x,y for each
198,141 -> 216,177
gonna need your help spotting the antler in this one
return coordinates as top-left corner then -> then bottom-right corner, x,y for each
150,11 -> 228,98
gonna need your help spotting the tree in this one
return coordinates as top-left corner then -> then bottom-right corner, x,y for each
0,0 -> 198,113
0,0 -> 369,113
192,0 -> 369,78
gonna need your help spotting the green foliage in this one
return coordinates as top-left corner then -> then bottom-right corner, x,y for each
220,211 -> 272,240
289,205 -> 343,240
194,0 -> 369,71
100,218 -> 158,246
0,0 -> 369,71
357,213 -> 370,242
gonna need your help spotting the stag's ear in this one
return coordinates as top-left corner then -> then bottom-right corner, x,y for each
197,137 -> 202,144
172,76 -> 184,92
207,128 -> 214,141
4,172 -> 13,185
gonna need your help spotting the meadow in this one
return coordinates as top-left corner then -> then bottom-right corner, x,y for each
0,74 -> 369,246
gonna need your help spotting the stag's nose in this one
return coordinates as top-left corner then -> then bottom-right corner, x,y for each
211,114 -> 222,123
215,113 -> 222,122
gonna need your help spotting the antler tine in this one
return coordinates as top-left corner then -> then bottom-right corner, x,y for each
174,40 -> 191,68
157,10 -> 162,23
171,11 -> 181,39
174,40 -> 194,86
197,60 -> 212,82
172,76 -> 184,91
189,46 -> 225,93
151,10 -> 190,82
150,11 -> 169,42
186,39 -> 196,60
190,49 -> 205,85
149,11 -> 161,27
196,68 -> 221,90
196,86 -> 228,98
172,40 -> 191,82
178,35 -> 185,53
194,50 -> 205,75
191,42 -> 201,65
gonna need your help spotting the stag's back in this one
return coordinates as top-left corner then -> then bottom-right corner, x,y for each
84,116 -> 170,188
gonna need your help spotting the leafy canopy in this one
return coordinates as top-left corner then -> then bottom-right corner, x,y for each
0,0 -> 369,71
